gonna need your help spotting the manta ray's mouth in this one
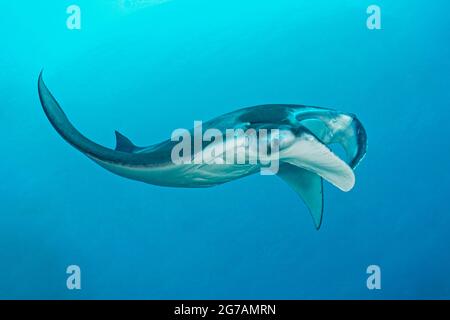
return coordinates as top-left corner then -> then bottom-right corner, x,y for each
297,111 -> 368,169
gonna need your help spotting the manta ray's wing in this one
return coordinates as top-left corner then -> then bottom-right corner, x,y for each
277,129 -> 356,229
278,163 -> 324,229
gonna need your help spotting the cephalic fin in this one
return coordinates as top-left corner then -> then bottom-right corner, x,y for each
280,132 -> 355,192
300,114 -> 367,169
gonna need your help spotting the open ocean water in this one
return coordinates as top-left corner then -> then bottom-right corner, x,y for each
1,0 -> 449,299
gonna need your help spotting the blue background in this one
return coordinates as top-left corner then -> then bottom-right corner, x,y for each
1,0 -> 449,299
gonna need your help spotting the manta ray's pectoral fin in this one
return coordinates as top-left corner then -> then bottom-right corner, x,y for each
278,163 -> 324,229
277,130 -> 357,229
114,131 -> 145,153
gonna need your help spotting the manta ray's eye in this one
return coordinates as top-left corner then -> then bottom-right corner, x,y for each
263,129 -> 295,155
272,138 -> 280,149
276,130 -> 296,149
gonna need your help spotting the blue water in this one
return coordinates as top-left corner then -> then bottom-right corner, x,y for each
1,0 -> 449,299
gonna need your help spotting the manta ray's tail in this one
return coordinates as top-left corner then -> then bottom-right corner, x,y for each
38,71 -> 147,165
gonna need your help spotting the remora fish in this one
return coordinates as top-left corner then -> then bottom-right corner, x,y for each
38,72 -> 367,229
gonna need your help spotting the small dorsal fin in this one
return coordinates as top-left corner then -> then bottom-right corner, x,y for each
114,131 -> 141,153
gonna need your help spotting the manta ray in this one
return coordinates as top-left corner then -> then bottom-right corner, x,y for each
38,72 -> 367,229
